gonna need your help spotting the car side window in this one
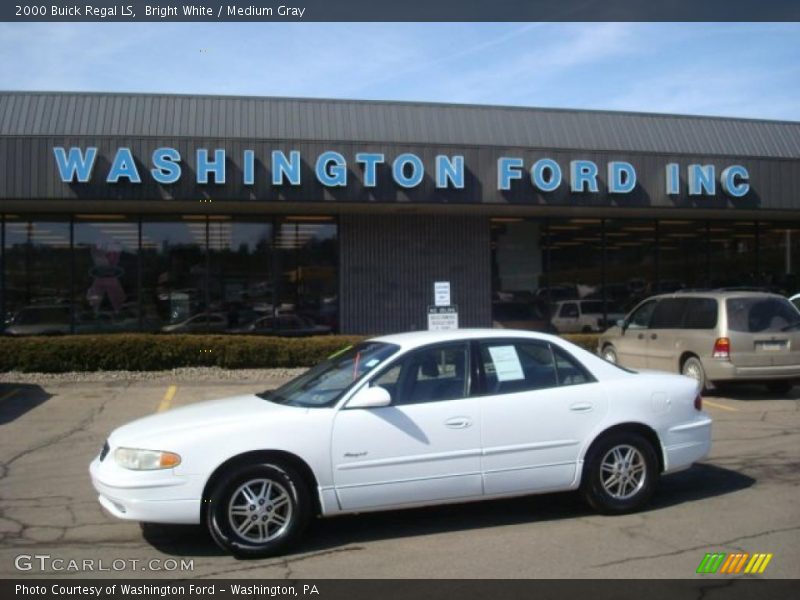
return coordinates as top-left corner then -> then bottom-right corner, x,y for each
682,298 -> 718,329
479,340 -> 558,395
374,343 -> 469,406
552,346 -> 594,386
627,300 -> 657,330
560,302 -> 579,318
650,298 -> 689,329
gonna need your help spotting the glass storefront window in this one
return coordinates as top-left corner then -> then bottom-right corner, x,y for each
604,219 -> 656,312
707,220 -> 757,289
658,220 -> 708,290
3,217 -> 72,335
73,215 -> 139,333
141,218 -> 209,333
490,218 -> 548,330
275,217 -> 338,334
208,217 -> 273,332
545,218 -> 603,331
760,221 -> 800,295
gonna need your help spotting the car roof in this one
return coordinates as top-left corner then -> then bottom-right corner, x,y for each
644,290 -> 786,302
371,328 -> 564,350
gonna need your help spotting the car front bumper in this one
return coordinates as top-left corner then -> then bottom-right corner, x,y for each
89,456 -> 203,524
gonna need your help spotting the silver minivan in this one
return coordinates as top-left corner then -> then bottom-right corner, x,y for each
598,291 -> 800,392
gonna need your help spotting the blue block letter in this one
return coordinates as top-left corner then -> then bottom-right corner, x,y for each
53,146 -> 97,182
151,147 -> 181,184
196,149 -> 226,184
316,151 -> 347,187
272,150 -> 301,186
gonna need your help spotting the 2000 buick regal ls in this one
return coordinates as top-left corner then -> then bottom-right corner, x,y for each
90,329 -> 711,557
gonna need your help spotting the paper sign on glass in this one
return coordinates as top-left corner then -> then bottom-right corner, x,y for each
487,345 -> 524,382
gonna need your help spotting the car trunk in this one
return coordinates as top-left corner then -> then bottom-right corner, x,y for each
729,330 -> 799,367
725,296 -> 800,368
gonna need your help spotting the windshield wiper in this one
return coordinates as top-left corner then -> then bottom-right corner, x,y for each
781,321 -> 800,331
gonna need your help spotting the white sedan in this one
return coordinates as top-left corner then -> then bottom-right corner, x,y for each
90,329 -> 711,557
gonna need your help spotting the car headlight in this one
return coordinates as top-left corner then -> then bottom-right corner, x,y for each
114,447 -> 181,470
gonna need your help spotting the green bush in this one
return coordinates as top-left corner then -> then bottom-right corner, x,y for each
0,334 -> 366,373
561,333 -> 601,353
0,332 -> 602,373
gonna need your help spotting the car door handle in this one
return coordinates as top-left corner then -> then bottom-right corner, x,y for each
650,333 -> 658,340
445,417 -> 473,429
569,402 -> 593,412
637,333 -> 644,339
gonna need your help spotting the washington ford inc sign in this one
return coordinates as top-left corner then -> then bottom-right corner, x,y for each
53,146 -> 751,197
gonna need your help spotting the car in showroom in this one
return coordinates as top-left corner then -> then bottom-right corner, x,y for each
790,293 -> 800,312
90,329 -> 711,557
551,299 -> 626,333
599,291 -> 800,393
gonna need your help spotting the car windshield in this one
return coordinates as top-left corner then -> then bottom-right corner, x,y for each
258,342 -> 400,408
726,297 -> 800,333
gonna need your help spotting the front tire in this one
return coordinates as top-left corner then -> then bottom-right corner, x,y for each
581,432 -> 658,514
206,462 -> 311,558
601,345 -> 618,364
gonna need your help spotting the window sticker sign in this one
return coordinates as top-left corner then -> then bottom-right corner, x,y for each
488,345 -> 524,382
434,281 -> 451,307
428,305 -> 458,331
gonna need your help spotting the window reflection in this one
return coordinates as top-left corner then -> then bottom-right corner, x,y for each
208,218 -> 273,332
141,218 -> 209,332
74,216 -> 139,333
275,217 -> 338,334
3,217 -> 71,335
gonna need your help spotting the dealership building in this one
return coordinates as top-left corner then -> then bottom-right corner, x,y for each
0,91 -> 798,335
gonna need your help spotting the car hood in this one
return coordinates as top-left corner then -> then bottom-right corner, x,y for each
108,393 -> 298,447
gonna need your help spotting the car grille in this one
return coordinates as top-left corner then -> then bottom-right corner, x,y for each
99,441 -> 110,462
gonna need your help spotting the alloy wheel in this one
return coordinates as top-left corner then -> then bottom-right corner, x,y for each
227,478 -> 293,543
599,444 -> 646,500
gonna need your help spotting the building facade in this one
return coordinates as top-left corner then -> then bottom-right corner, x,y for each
0,91 -> 798,335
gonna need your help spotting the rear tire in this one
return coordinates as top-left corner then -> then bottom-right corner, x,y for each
206,462 -> 311,558
681,356 -> 708,392
581,432 -> 658,514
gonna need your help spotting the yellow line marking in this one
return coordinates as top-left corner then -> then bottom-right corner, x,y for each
157,385 -> 177,413
704,399 -> 739,412
758,554 -> 773,573
749,554 -> 766,573
0,388 -> 20,402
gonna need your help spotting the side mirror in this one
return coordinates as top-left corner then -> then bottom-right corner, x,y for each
616,319 -> 626,328
347,386 -> 391,409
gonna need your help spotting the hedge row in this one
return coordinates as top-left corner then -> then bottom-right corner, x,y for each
0,333 -> 601,373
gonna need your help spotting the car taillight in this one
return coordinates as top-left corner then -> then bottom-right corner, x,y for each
712,337 -> 730,359
694,394 -> 703,411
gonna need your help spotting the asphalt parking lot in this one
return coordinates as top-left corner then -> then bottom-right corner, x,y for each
0,373 -> 798,579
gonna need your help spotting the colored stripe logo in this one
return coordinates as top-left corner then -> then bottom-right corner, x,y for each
697,552 -> 773,574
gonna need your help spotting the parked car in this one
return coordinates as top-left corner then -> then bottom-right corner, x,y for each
160,312 -> 229,333
229,314 -> 332,337
551,300 -> 625,333
90,329 -> 710,557
4,304 -> 71,335
598,292 -> 800,393
790,293 -> 800,312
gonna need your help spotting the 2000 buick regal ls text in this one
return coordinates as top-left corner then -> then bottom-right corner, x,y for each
90,329 -> 712,557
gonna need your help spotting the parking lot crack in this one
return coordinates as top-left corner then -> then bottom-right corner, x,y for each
184,546 -> 364,579
593,524 -> 800,568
